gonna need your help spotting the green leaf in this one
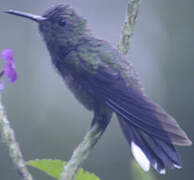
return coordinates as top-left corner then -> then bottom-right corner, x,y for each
27,159 -> 100,180
27,159 -> 66,179
75,168 -> 100,180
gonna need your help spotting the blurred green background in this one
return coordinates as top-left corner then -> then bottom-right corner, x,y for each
0,0 -> 193,179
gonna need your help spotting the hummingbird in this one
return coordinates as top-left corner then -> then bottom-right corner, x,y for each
5,4 -> 192,174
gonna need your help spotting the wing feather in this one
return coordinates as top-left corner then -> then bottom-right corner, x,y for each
87,64 -> 191,146
77,40 -> 192,146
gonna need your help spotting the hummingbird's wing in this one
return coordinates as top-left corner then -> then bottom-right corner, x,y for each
76,40 -> 192,172
77,40 -> 192,147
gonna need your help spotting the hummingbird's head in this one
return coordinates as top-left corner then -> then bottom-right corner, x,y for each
40,4 -> 87,45
5,4 -> 87,46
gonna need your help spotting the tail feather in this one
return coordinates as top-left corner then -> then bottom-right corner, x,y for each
118,116 -> 182,174
154,139 -> 181,166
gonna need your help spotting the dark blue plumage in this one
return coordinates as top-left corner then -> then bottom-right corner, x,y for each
6,4 -> 192,174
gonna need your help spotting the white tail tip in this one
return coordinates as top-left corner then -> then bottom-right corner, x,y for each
131,141 -> 150,171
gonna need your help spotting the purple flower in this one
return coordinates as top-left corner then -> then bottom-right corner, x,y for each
0,49 -> 17,90
1,49 -> 14,62
4,62 -> 17,83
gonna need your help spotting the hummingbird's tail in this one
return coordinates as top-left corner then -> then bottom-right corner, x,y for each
117,116 -> 182,174
102,78 -> 192,173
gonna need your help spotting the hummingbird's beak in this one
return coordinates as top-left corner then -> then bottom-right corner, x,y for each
4,10 -> 46,23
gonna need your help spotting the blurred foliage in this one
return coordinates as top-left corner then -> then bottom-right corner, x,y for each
27,159 -> 100,180
131,159 -> 155,180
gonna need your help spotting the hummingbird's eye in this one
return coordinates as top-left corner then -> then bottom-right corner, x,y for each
58,19 -> 66,26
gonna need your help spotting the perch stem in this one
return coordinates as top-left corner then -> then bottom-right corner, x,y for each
118,0 -> 142,55
0,96 -> 34,180
60,123 -> 102,180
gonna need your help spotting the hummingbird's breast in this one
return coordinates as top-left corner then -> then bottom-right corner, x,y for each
63,72 -> 97,111
50,46 -> 98,111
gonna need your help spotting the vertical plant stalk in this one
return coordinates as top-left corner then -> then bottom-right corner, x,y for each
118,0 -> 141,55
0,96 -> 33,180
60,124 -> 102,180
60,1 -> 142,180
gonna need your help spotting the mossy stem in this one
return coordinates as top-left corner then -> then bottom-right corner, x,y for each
0,96 -> 33,180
